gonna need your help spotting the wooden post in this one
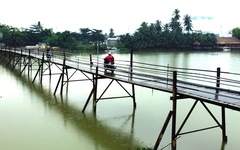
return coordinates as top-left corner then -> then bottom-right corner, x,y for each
154,111 -> 173,150
132,84 -> 136,108
167,64 -> 169,86
40,53 -> 44,84
90,54 -> 93,67
60,58 -> 66,95
216,67 -> 220,94
82,88 -> 94,113
172,71 -> 177,150
53,74 -> 62,95
48,61 -> 52,83
130,49 -> 133,80
93,66 -> 98,112
221,106 -> 227,142
20,48 -> 23,70
28,49 -> 31,78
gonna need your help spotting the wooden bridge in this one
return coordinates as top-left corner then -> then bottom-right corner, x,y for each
1,48 -> 240,150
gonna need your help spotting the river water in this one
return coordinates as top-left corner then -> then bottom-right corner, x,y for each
1,50 -> 240,150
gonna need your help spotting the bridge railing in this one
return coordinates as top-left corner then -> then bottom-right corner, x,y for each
42,50 -> 240,95
60,51 -> 240,95
131,60 -> 240,93
2,48 -> 240,97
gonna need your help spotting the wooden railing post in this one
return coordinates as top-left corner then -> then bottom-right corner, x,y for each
216,67 -> 220,87
90,54 -> 93,67
130,49 -> 133,80
216,67 -> 221,94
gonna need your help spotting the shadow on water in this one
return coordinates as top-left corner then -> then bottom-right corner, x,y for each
2,63 -> 142,150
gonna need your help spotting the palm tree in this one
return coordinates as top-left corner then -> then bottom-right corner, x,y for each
172,9 -> 180,21
170,9 -> 182,33
109,28 -> 114,38
134,22 -> 150,49
183,14 -> 193,33
155,20 -> 162,33
231,27 -> 240,39
30,21 -> 43,33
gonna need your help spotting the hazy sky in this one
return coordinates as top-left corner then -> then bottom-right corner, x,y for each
0,0 -> 238,36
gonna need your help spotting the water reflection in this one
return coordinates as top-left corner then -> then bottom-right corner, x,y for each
9,67 -> 141,149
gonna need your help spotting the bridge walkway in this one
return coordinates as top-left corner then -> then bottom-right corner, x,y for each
1,48 -> 240,149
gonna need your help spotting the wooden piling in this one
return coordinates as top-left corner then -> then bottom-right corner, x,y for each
93,66 -> 99,112
40,53 -> 44,84
28,49 -> 31,78
172,71 -> 177,150
60,58 -> 66,95
221,106 -> 227,142
132,84 -> 136,108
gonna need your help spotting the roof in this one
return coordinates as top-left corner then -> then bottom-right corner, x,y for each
216,37 -> 240,44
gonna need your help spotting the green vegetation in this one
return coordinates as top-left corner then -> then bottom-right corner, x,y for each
0,9 -> 239,52
231,27 -> 240,39
120,9 -> 217,50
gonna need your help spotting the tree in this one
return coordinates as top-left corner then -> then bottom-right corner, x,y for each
170,9 -> 182,33
79,28 -> 91,44
120,33 -> 134,49
109,28 -> 114,38
133,22 -> 151,49
89,29 -> 105,43
11,28 -> 26,47
231,27 -> 240,39
183,14 -> 193,33
30,21 -> 43,33
154,20 -> 162,33
57,31 -> 78,49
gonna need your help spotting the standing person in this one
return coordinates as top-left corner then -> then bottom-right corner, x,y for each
104,52 -> 114,64
46,46 -> 51,60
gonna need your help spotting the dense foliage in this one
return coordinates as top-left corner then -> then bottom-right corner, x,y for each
120,9 -> 217,50
231,27 -> 240,39
0,9 -> 236,51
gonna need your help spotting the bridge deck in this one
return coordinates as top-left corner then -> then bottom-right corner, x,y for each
2,49 -> 240,111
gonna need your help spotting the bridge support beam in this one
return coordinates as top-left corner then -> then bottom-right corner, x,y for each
93,66 -> 99,112
154,111 -> 173,150
171,71 -> 177,150
132,84 -> 136,108
221,106 -> 227,142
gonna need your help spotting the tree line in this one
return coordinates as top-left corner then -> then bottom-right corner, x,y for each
0,9 -> 240,51
0,21 -> 107,50
120,9 -> 216,50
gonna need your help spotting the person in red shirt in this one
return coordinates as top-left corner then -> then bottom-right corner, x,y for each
104,52 -> 116,73
104,52 -> 114,64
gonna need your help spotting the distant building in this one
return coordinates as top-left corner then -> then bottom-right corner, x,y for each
106,37 -> 120,47
216,37 -> 240,47
25,42 -> 47,50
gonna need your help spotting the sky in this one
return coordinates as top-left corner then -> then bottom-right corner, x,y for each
0,0 -> 239,37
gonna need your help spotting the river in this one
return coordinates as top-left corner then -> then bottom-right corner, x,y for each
1,50 -> 240,150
